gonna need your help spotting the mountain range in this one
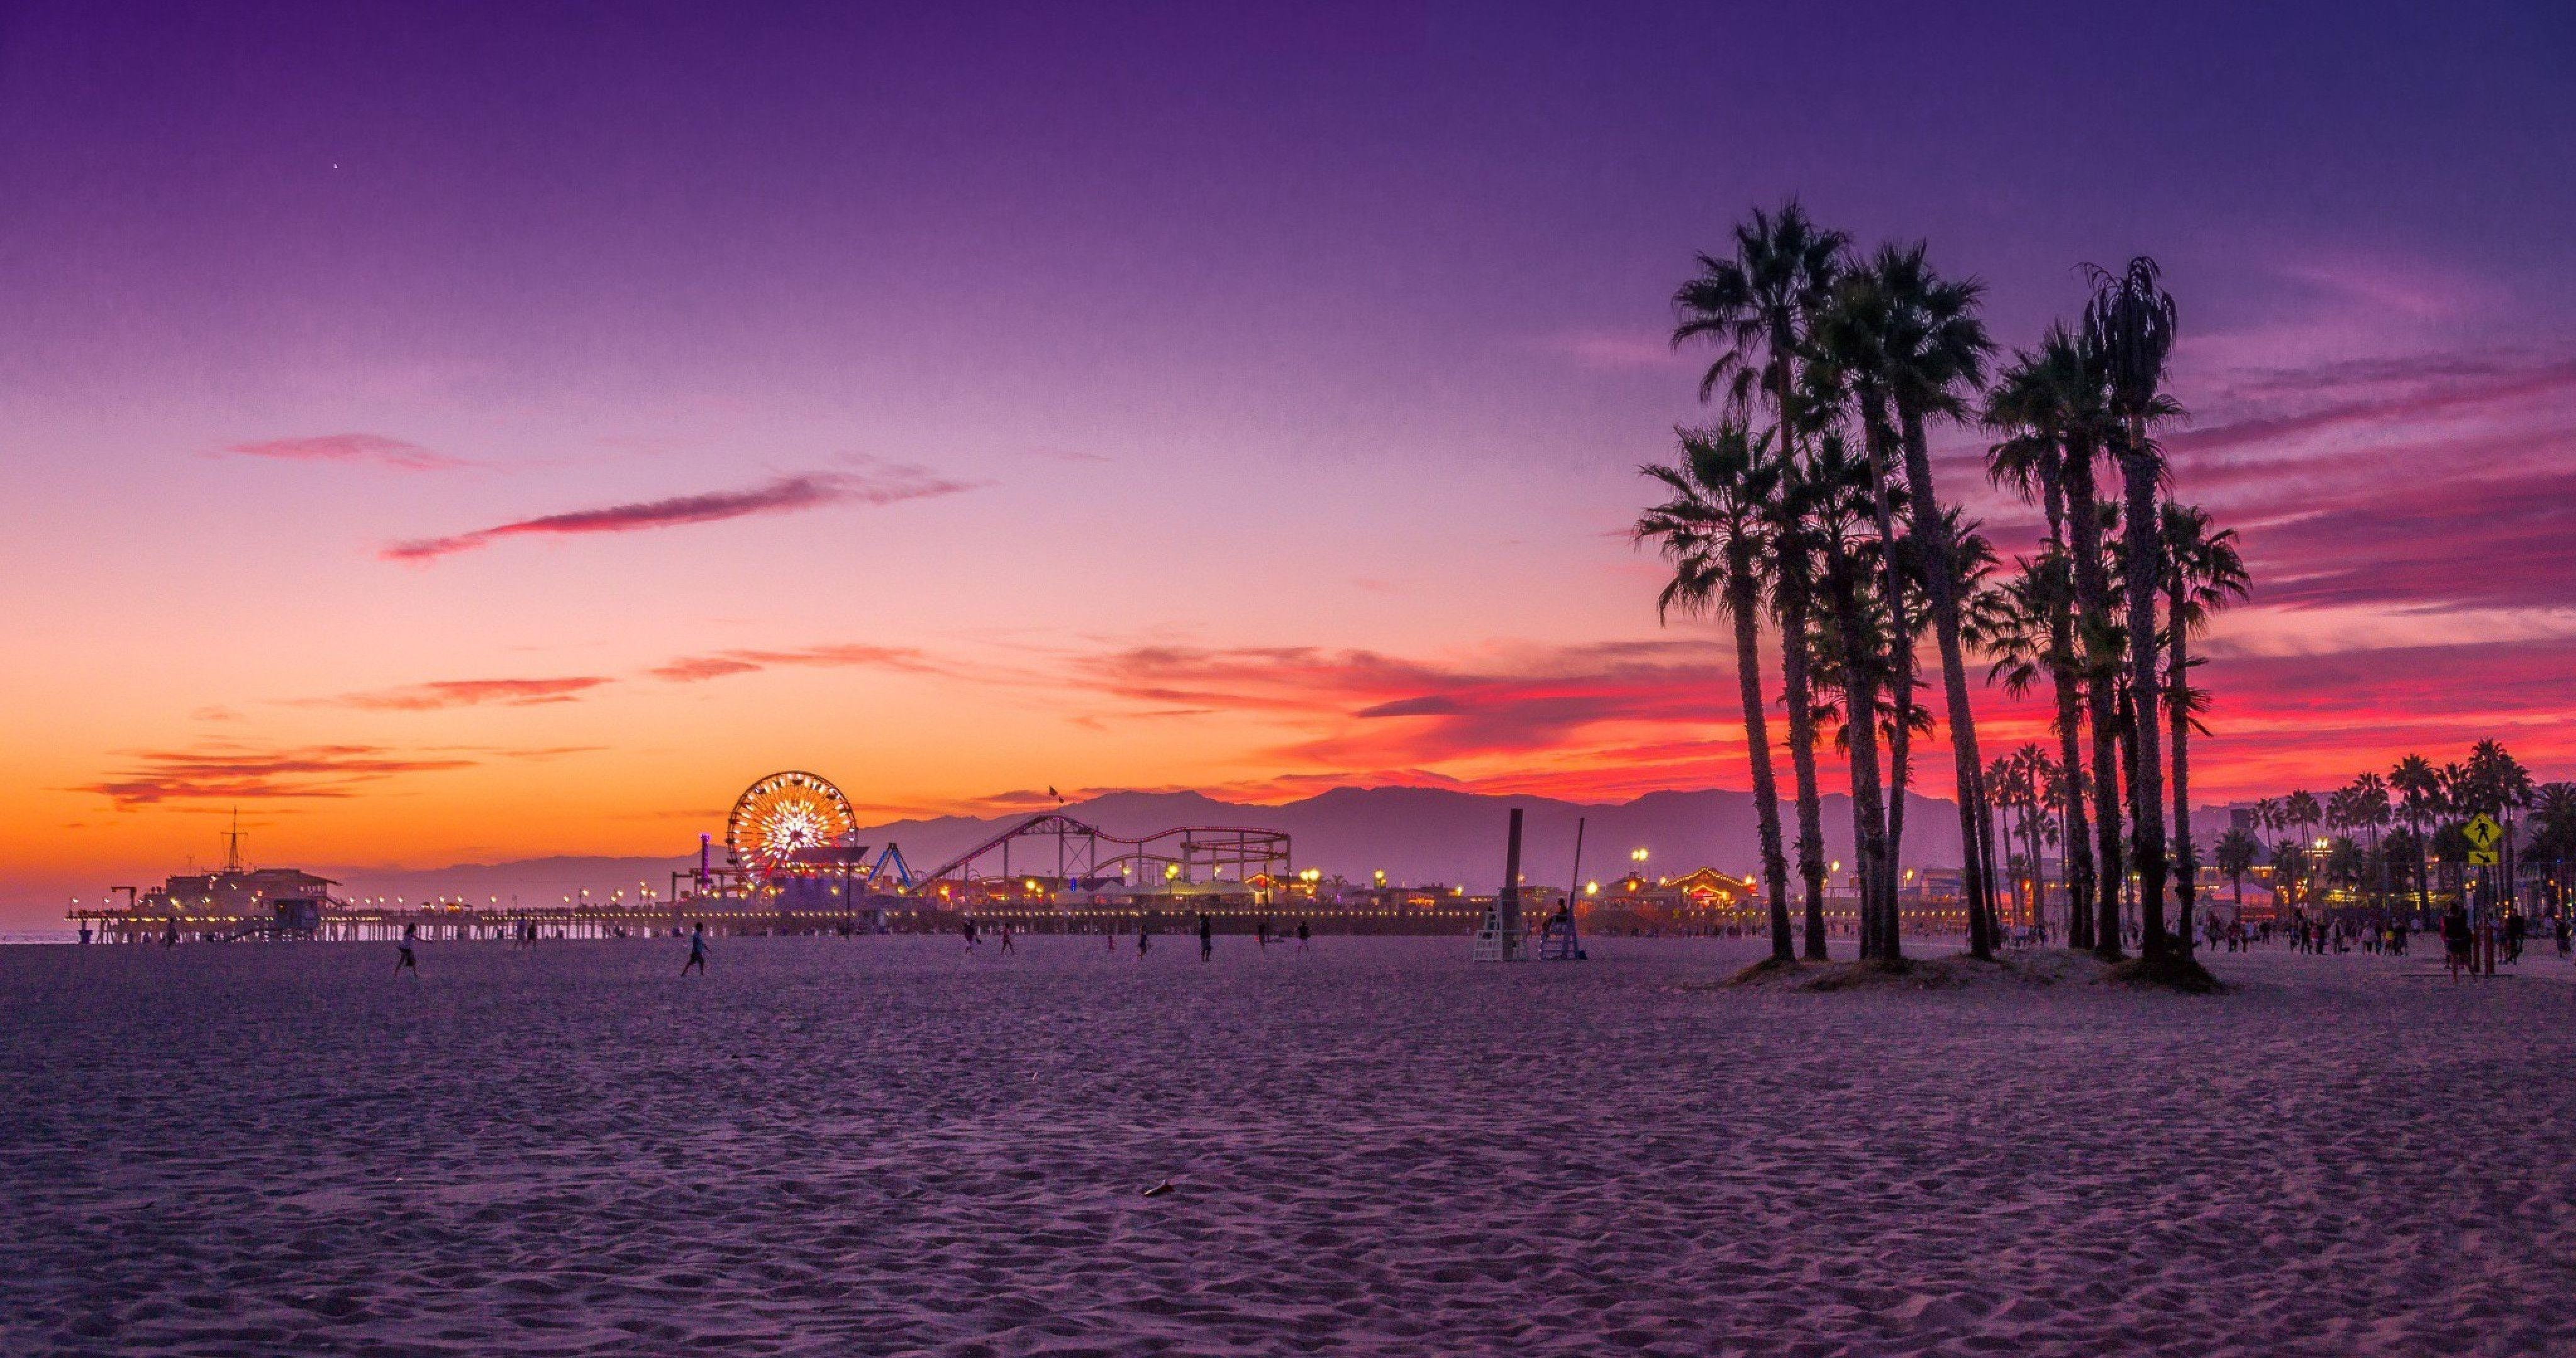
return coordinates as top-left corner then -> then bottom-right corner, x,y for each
319,785 -> 1990,904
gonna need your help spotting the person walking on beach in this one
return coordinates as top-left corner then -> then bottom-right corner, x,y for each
999,924 -> 1015,955
2441,903 -> 2473,981
682,922 -> 708,976
1296,919 -> 1311,951
394,922 -> 419,976
1199,912 -> 1214,963
163,916 -> 179,948
2555,912 -> 2570,961
1137,921 -> 1152,958
1257,917 -> 1270,951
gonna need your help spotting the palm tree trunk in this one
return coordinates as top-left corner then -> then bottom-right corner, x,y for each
2040,476 -> 2095,949
2026,786 -> 2048,933
2411,812 -> 2430,923
1858,403 -> 1918,944
1776,584 -> 1831,961
1897,409 -> 1996,958
2167,582 -> 2197,954
2051,639 -> 2094,947
2119,433 -> 2170,960
1726,557 -> 1795,963
1821,544 -> 1896,960
2063,439 -> 2125,959
1885,703 -> 1913,930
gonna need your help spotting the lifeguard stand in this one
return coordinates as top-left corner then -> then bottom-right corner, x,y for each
1472,807 -> 1528,962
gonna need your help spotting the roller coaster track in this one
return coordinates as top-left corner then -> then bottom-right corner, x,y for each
918,812 -> 1289,888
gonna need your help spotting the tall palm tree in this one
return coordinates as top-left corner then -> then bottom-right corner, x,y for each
2160,502 -> 2248,950
2214,826 -> 2260,910
2342,772 -> 2393,912
2284,788 -> 2323,908
2084,257 -> 2183,962
1673,203 -> 1845,959
1984,341 -> 2097,948
1966,564 -> 2092,946
2390,754 -> 2440,920
1768,460 -> 1835,959
1830,243 -> 2001,958
1636,421 -> 1796,963
2021,327 -> 2126,954
1806,431 -> 1901,958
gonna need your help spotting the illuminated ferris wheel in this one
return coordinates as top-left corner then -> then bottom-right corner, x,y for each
726,771 -> 858,878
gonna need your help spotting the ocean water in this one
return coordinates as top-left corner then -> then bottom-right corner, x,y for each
0,929 -> 77,945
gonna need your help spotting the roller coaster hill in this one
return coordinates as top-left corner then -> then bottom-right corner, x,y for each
685,772 -> 1490,936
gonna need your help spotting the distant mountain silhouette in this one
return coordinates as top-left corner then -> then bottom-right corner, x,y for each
321,784 -> 1977,903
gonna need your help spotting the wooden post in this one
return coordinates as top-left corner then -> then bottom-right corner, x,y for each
1499,807 -> 1524,960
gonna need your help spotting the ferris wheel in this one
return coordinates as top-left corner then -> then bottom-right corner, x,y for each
726,771 -> 858,878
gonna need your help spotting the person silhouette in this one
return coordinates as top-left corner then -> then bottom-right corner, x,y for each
1199,912 -> 1214,963
682,922 -> 708,976
394,922 -> 419,976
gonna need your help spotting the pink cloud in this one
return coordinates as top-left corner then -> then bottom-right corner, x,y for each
80,743 -> 480,807
647,643 -> 943,683
383,466 -> 975,561
223,433 -> 473,472
312,676 -> 616,710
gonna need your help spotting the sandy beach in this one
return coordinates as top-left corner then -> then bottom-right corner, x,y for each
6,935 -> 2572,1356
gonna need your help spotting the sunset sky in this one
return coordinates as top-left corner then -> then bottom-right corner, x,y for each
4,3 -> 2572,921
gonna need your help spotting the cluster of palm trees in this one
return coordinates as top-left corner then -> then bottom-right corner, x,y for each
1638,202 -> 2253,971
2211,741 -> 2572,921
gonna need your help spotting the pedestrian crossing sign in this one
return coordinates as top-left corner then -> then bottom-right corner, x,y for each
2463,813 -> 2502,851
2469,847 -> 2500,866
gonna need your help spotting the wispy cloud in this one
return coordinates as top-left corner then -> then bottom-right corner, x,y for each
80,744 -> 480,807
647,643 -> 945,683
1533,328 -> 1695,372
223,433 -> 473,472
383,464 -> 976,561
308,676 -> 616,710
1066,639 -> 1737,766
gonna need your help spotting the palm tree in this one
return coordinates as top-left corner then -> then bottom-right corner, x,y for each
2469,740 -> 2534,902
2531,782 -> 2576,916
1636,420 -> 1796,963
2390,754 -> 2440,920
2284,788 -> 2324,907
1968,563 -> 2087,944
2213,826 -> 2260,909
2018,326 -> 2126,955
2341,773 -> 2393,912
2160,502 -> 2248,951
1674,204 -> 1845,959
1768,459 -> 1835,959
1829,243 -> 2001,958
2084,257 -> 2184,962
1805,431 -> 1901,958
1984,341 -> 2097,948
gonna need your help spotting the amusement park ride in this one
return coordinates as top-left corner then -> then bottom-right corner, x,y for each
672,771 -> 1297,929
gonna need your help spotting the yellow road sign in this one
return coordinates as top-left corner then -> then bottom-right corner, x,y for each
2469,847 -> 2500,866
2463,814 -> 2502,850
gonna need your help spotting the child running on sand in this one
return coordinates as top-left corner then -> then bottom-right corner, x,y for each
394,922 -> 419,976
682,922 -> 708,976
